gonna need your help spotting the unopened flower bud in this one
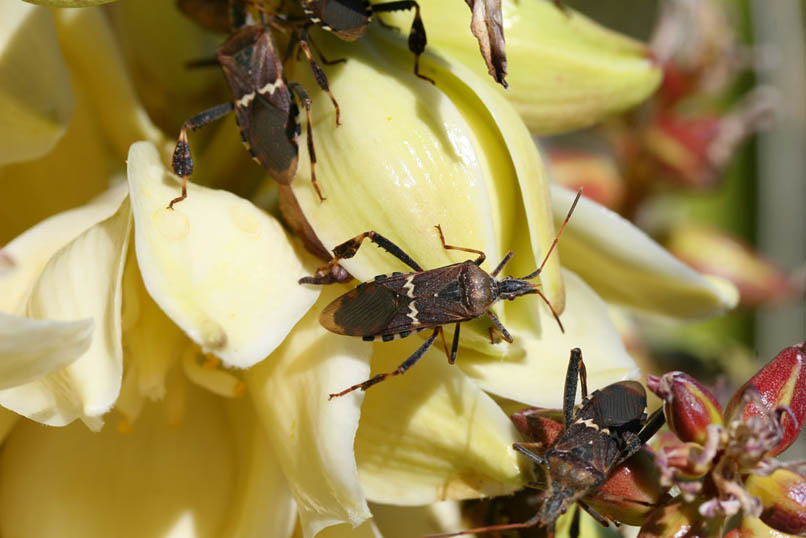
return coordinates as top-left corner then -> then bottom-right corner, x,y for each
648,372 -> 723,445
510,407 -> 564,447
725,342 -> 806,456
746,469 -> 806,535
666,225 -> 798,308
637,497 -> 725,538
585,448 -> 668,526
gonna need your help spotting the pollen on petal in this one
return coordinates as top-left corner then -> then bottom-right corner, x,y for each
182,347 -> 245,398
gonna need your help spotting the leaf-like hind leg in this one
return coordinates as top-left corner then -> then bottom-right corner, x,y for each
169,102 -> 234,209
299,230 -> 423,285
328,328 -> 440,398
371,0 -> 435,84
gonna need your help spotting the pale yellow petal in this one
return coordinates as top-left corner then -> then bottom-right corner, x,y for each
0,2 -> 73,165
219,398 -> 296,538
0,313 -> 92,389
356,339 -> 525,505
292,520 -> 383,538
459,270 -> 639,407
550,185 -> 739,319
372,502 -> 468,538
127,142 -> 319,367
0,407 -> 19,445
0,386 -> 237,538
119,246 -> 188,410
0,197 -> 131,428
0,183 -> 127,313
247,286 -> 373,538
386,0 -> 661,133
52,8 -> 165,158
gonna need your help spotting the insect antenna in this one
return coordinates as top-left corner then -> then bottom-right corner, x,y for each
535,288 -> 564,333
521,188 -> 582,280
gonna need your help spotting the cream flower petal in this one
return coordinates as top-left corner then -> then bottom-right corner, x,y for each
0,313 -> 92,389
0,386 -> 238,538
355,340 -> 524,505
292,520 -> 383,538
0,408 -> 18,445
288,31 -> 562,345
0,183 -> 127,313
0,2 -> 73,166
52,8 -> 165,158
0,197 -> 131,429
219,398 -> 296,538
384,0 -> 661,133
127,142 -> 319,367
371,502 -> 467,538
246,285 -> 373,538
550,185 -> 740,319
459,270 -> 639,407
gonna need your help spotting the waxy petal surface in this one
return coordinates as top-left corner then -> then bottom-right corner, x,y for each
0,313 -> 92,390
127,142 -> 319,367
355,339 -> 525,505
0,184 -> 128,313
0,2 -> 73,166
247,286 -> 373,538
0,386 -> 237,538
384,0 -> 661,133
550,185 -> 739,319
0,197 -> 131,429
459,270 -> 639,407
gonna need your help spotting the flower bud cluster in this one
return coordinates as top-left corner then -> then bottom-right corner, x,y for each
641,343 -> 806,536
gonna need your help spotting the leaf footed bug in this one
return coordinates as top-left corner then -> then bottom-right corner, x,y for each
299,0 -> 434,84
299,190 -> 583,399
169,4 -> 341,208
428,348 -> 666,537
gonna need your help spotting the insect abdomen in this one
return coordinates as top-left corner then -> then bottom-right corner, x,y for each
320,282 -> 404,336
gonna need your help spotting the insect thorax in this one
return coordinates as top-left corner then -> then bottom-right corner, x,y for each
458,263 -> 497,316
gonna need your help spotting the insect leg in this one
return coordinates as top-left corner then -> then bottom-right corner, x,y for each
563,348 -> 588,429
486,310 -> 513,343
489,251 -> 514,277
513,442 -> 548,466
288,81 -> 325,201
169,102 -> 235,209
328,328 -> 439,398
534,288 -> 565,334
370,1 -> 435,84
613,407 -> 666,467
448,323 -> 460,364
434,225 -> 486,265
423,513 -> 542,538
305,29 -> 347,66
297,29 -> 341,125
577,501 -> 611,528
299,231 -> 423,285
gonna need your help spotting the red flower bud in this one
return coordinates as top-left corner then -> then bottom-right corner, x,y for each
725,342 -> 806,456
648,372 -> 723,445
585,447 -> 669,526
746,469 -> 806,535
510,407 -> 564,448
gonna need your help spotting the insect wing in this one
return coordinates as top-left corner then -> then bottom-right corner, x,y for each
217,26 -> 298,183
590,381 -> 647,431
320,282 -> 405,336
302,0 -> 371,39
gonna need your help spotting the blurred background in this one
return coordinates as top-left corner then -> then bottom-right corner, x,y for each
546,0 -> 804,399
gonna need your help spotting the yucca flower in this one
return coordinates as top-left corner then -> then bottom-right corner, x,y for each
0,1 -> 737,537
